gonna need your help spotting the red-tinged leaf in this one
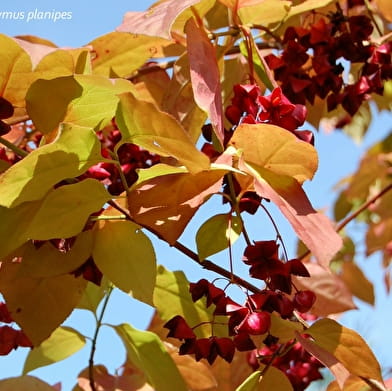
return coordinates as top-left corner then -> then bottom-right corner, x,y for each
252,171 -> 342,267
292,263 -> 356,316
76,364 -> 152,391
185,18 -> 224,146
0,376 -> 55,391
116,0 -> 202,39
304,319 -> 384,384
296,332 -> 351,389
127,164 -> 226,244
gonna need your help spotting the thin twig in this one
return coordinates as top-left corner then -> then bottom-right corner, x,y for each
0,136 -> 28,157
298,183 -> 392,261
89,285 -> 113,391
107,200 -> 261,293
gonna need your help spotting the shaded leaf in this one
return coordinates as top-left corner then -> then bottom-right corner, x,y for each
165,342 -> 218,391
127,165 -> 225,244
230,124 -> 318,184
196,213 -> 242,260
23,326 -> 86,374
93,219 -> 156,306
116,92 -> 209,174
292,263 -> 356,316
306,318 -> 383,383
0,376 -> 55,391
186,18 -> 224,146
296,332 -> 351,389
252,171 -> 342,267
341,261 -> 375,305
76,278 -> 110,313
0,124 -> 103,208
366,218 -> 392,256
10,231 -> 93,279
0,262 -> 87,345
161,53 -> 206,143
326,375 -> 373,391
287,0 -> 334,17
116,0 -> 202,39
90,32 -> 183,77
114,323 -> 188,391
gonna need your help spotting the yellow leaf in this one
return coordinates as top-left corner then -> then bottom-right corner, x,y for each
0,34 -> 33,107
90,32 -> 183,77
306,318 -> 383,383
0,262 -> 87,345
23,326 -> 86,374
0,124 -> 103,208
116,92 -> 210,174
269,312 -> 304,343
374,0 -> 392,22
93,220 -> 156,306
230,123 -> 318,184
238,0 -> 291,26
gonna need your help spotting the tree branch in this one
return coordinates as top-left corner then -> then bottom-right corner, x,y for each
107,200 -> 261,294
298,183 -> 392,261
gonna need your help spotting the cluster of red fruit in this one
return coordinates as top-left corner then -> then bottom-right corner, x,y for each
0,302 -> 32,355
164,241 -> 318,385
248,340 -> 324,391
82,126 -> 161,195
225,84 -> 314,144
264,11 -> 392,116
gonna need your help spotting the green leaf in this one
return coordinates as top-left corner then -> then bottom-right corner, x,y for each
0,376 -> 55,391
23,326 -> 86,374
236,371 -> 261,391
239,39 -> 274,91
0,123 -> 103,208
0,179 -> 110,259
26,75 -> 133,133
230,123 -> 318,184
196,213 -> 242,260
116,91 -> 210,174
26,179 -> 111,240
93,220 -> 156,306
153,266 -> 227,338
76,278 -> 110,313
306,318 -> 383,383
236,367 -> 293,391
0,262 -> 87,345
114,323 -> 187,391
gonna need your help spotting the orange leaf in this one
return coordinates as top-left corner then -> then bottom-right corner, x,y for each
185,18 -> 224,146
253,173 -> 342,267
293,263 -> 356,316
127,166 -> 226,244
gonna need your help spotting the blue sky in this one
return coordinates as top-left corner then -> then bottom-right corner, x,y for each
1,1 -> 391,389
